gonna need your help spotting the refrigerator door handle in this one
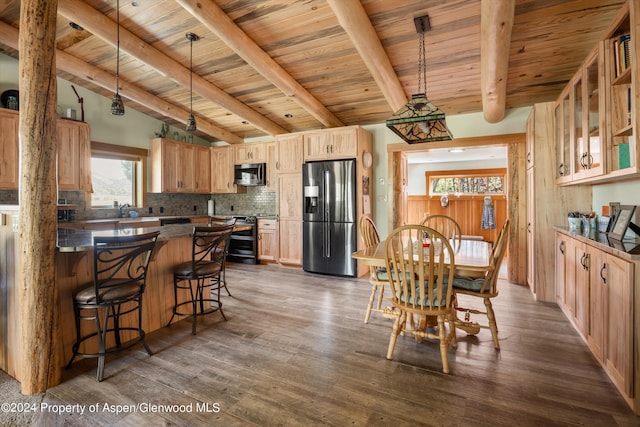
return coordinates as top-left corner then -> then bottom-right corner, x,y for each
324,169 -> 330,223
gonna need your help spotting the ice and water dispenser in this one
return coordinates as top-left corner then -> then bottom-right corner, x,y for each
304,185 -> 319,215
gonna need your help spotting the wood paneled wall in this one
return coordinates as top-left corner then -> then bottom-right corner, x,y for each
407,195 -> 507,243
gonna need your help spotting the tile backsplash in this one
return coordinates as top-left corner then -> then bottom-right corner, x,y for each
0,186 -> 276,219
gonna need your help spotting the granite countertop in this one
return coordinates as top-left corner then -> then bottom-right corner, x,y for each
57,223 -> 195,253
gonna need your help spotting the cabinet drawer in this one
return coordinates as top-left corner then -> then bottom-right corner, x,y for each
258,219 -> 277,230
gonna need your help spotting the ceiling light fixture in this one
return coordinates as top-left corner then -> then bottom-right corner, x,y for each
386,15 -> 452,144
186,32 -> 200,132
110,0 -> 125,115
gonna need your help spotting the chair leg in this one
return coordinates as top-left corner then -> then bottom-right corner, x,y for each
167,276 -> 180,328
66,303 -> 81,369
485,298 -> 500,350
222,262 -> 231,296
386,311 -> 405,359
137,295 -> 153,356
191,279 -> 199,335
376,284 -> 385,310
437,314 -> 450,374
364,282 -> 377,323
97,307 -> 109,382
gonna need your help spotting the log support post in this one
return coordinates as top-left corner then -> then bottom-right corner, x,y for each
18,0 -> 61,394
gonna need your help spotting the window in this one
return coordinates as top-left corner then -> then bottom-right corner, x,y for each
90,142 -> 148,208
427,168 -> 506,196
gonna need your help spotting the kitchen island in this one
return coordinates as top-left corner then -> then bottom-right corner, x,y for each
0,221 -> 229,384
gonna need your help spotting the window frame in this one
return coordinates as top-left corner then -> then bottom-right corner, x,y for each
90,141 -> 148,209
426,168 -> 507,197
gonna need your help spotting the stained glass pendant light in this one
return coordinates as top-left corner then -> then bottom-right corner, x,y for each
110,0 -> 125,115
386,15 -> 452,144
186,32 -> 199,132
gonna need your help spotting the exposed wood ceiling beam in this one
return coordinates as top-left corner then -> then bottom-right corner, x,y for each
57,0 -> 287,138
481,0 -> 515,123
0,21 -> 243,144
326,0 -> 407,112
176,0 -> 344,129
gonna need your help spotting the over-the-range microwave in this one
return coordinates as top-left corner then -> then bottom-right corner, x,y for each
234,163 -> 266,186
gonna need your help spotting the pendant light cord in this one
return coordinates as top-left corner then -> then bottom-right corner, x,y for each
190,38 -> 193,114
115,0 -> 120,94
417,29 -> 426,95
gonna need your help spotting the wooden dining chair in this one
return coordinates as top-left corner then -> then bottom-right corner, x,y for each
358,216 -> 393,323
451,219 -> 510,349
384,225 -> 457,373
420,214 -> 462,253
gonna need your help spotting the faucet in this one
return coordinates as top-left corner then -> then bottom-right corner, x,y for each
118,203 -> 130,218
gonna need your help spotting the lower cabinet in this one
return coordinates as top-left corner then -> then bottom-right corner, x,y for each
257,218 -> 278,262
555,231 -> 635,404
278,219 -> 302,265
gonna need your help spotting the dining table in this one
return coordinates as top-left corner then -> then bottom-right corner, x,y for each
352,237 -> 493,276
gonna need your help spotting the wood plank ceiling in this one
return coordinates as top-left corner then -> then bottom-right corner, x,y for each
0,0 -> 627,143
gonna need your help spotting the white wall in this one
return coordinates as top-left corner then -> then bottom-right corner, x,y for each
0,53 -> 211,148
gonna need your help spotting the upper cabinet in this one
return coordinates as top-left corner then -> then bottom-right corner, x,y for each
234,142 -> 267,164
0,109 -> 19,189
57,119 -> 91,192
0,109 -> 91,192
304,127 -> 359,161
211,145 -> 242,194
150,138 -> 211,194
556,1 -> 639,185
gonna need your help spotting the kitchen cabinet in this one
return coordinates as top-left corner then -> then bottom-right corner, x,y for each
304,127 -> 358,161
57,119 -> 91,192
0,108 -> 19,189
266,141 -> 277,192
150,138 -> 210,194
193,144 -> 211,193
555,230 -> 635,403
526,103 -> 591,302
277,173 -> 302,266
211,145 -> 242,194
276,133 -> 303,173
554,1 -> 640,184
257,218 -> 278,262
274,133 -> 303,266
234,142 -> 267,164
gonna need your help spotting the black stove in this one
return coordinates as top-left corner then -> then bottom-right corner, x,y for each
228,216 -> 258,264
233,215 -> 257,225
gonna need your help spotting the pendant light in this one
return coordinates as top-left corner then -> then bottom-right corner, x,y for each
110,0 -> 125,115
186,32 -> 200,132
386,15 -> 452,144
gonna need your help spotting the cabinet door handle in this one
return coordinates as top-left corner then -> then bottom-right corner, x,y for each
527,152 -> 531,163
580,253 -> 589,271
559,241 -> 565,255
600,263 -> 607,284
527,223 -> 531,233
558,163 -> 565,176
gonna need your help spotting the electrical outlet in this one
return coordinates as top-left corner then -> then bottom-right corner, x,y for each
193,205 -> 197,211
231,205 -> 234,211
148,207 -> 153,214
160,207 -> 164,213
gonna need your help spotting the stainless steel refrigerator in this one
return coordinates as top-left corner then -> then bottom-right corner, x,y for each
302,159 -> 357,277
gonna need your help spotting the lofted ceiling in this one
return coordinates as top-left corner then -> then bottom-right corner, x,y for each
0,0 -> 626,144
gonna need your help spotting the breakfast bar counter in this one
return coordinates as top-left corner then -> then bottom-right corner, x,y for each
0,221 -> 236,383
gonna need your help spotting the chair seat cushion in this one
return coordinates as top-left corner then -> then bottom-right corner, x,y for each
74,279 -> 143,305
451,276 -> 487,292
374,267 -> 388,280
395,282 -> 449,308
173,260 -> 222,278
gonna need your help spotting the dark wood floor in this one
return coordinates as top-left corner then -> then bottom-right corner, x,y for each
1,261 -> 639,426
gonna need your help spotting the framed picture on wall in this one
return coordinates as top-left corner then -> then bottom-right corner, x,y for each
608,205 -> 636,240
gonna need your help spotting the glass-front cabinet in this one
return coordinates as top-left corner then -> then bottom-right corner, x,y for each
554,87 -> 572,183
574,46 -> 605,180
606,11 -> 636,175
